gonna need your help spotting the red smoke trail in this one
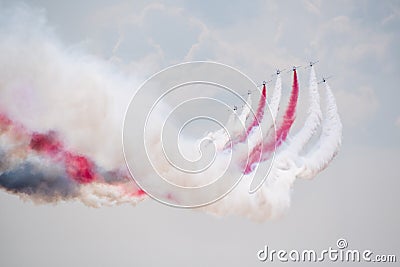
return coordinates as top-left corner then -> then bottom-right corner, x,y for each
224,84 -> 267,149
29,131 -> 96,184
243,70 -> 299,174
246,84 -> 267,135
64,153 -> 95,184
0,113 -> 97,184
0,113 -> 146,200
270,69 -> 299,147
30,131 -> 63,156
0,114 -> 12,128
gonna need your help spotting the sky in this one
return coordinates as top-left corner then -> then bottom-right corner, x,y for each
0,0 -> 399,266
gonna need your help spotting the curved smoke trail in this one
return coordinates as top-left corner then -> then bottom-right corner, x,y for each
223,84 -> 267,149
289,66 -> 322,154
297,82 -> 342,180
271,70 -> 300,148
246,74 -> 282,154
268,74 -> 283,123
206,94 -> 252,151
244,84 -> 267,137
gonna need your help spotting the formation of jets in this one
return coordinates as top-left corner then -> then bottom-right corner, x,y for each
230,60 -> 333,112
267,60 -> 333,86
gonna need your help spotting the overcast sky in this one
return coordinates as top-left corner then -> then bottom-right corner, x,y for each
0,1 -> 399,266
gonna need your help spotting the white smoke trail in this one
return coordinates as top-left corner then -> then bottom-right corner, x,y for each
201,148 -> 300,221
206,94 -> 252,151
268,74 -> 283,123
297,82 -> 342,180
237,94 -> 253,129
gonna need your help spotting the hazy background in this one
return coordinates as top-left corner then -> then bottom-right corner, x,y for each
0,0 -> 399,266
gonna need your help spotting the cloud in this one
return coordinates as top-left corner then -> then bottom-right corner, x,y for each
311,14 -> 392,66
87,2 -> 207,77
395,116 -> 400,128
382,4 -> 400,25
303,0 -> 321,15
335,86 -> 379,127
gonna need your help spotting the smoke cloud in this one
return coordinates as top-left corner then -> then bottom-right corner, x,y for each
0,5 -> 144,206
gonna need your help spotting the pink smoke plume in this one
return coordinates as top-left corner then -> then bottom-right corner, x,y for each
243,70 -> 299,174
0,112 -> 145,201
223,84 -> 267,149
